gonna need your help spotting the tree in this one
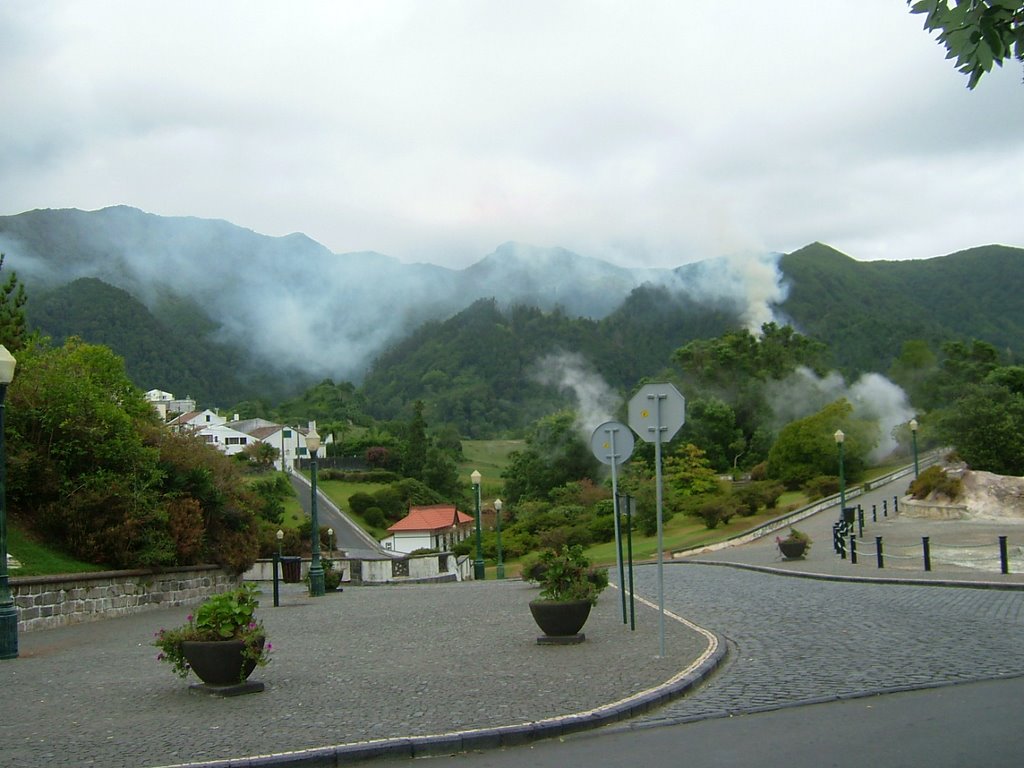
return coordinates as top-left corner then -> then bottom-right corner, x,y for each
502,411 -> 601,503
937,376 -> 1024,474
909,1 -> 1024,88
766,400 -> 874,489
6,337 -> 261,571
0,253 -> 28,351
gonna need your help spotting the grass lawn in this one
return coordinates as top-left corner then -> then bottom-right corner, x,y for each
7,522 -> 107,577
458,439 -> 523,478
313,477 -> 391,538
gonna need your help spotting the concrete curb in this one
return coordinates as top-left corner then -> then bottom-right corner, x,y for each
153,615 -> 729,768
679,558 -> 1024,591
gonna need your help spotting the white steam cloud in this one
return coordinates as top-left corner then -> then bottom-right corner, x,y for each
766,367 -> 914,461
533,352 -> 621,437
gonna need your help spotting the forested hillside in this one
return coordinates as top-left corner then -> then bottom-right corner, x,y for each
778,243 -> 1023,374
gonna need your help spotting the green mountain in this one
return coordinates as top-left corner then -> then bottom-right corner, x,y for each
778,243 -> 1023,373
29,278 -> 298,404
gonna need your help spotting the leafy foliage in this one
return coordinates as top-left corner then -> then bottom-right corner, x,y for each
534,545 -> 608,605
0,253 -> 28,351
909,0 -> 1024,88
909,465 -> 964,500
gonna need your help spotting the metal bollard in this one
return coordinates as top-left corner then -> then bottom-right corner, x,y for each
1000,536 -> 1009,574
883,499 -> 888,517
894,495 -> 899,513
850,535 -> 858,564
872,504 -> 877,522
876,536 -> 884,569
922,536 -> 931,572
858,507 -> 865,538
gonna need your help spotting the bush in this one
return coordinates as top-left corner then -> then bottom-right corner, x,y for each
697,497 -> 739,529
909,465 -> 963,501
803,475 -> 840,501
733,484 -> 762,516
363,506 -> 386,529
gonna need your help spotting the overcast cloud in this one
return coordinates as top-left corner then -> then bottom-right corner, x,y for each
1,1 -> 1022,270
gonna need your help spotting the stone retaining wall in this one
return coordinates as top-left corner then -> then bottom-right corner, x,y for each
12,566 -> 240,633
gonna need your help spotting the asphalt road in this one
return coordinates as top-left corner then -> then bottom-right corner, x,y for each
371,675 -> 1024,768
288,471 -> 388,559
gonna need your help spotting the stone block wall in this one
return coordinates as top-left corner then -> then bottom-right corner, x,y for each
12,566 -> 240,632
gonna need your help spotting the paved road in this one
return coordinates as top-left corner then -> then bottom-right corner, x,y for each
289,472 -> 389,559
371,675 -> 1024,768
627,563 -> 1024,726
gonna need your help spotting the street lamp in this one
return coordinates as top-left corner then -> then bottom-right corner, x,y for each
834,429 -> 846,525
471,470 -> 484,580
494,498 -> 504,580
273,528 -> 284,607
910,418 -> 920,478
0,345 -> 17,659
306,427 -> 325,597
327,527 -> 334,556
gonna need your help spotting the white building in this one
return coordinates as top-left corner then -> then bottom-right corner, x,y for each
380,505 -> 474,554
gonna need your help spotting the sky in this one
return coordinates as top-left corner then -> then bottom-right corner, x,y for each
2,1 -> 1023,271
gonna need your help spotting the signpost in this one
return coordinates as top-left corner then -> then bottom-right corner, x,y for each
590,421 -> 635,626
628,383 -> 685,657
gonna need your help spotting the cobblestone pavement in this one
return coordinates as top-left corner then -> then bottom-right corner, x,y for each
623,563 -> 1024,728
0,580 -> 706,768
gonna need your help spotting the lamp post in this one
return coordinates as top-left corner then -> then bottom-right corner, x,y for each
273,528 -> 284,607
494,498 -> 504,580
0,345 -> 18,659
327,527 -> 334,557
910,418 -> 919,478
471,470 -> 484,580
834,429 -> 846,524
306,427 -> 325,597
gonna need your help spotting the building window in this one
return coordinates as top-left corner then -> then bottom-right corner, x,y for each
283,429 -> 292,438
225,437 -> 246,446
298,447 -> 308,456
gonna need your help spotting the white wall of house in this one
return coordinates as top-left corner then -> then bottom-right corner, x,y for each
197,424 -> 257,457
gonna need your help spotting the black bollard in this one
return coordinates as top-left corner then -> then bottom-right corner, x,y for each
858,507 -> 865,538
876,536 -> 884,569
872,504 -> 877,523
1000,536 -> 1009,574
894,495 -> 899,513
923,536 -> 931,572
850,535 -> 858,564
883,499 -> 888,517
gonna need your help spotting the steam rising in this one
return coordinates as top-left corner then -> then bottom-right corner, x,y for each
533,352 -> 621,436
0,207 -> 792,381
766,367 -> 914,460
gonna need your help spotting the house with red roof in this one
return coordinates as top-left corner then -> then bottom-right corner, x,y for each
380,504 -> 475,554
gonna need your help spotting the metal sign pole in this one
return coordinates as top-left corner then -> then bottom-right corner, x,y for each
606,426 -> 627,624
625,494 -> 636,631
650,392 -> 667,657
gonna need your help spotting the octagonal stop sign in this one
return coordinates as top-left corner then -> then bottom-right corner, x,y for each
628,383 -> 686,443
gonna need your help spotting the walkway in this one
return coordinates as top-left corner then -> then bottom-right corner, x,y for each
3,472 -> 1024,767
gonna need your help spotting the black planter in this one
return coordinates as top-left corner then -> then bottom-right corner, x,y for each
778,539 -> 808,560
182,639 -> 261,687
529,599 -> 592,642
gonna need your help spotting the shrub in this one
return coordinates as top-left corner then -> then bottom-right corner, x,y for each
697,497 -> 738,529
909,465 -> 963,501
803,475 -> 840,501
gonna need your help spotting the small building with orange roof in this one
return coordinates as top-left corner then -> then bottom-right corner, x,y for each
380,504 -> 474,554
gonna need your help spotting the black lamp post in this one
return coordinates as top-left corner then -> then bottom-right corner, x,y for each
0,344 -> 17,659
471,470 -> 484,580
910,418 -> 919,478
494,498 -> 504,580
307,427 -> 325,597
835,429 -> 846,523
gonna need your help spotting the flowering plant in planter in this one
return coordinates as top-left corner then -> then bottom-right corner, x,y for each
535,545 -> 609,605
776,528 -> 812,559
154,583 -> 272,679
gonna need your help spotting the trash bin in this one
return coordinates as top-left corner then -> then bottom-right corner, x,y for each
842,507 -> 856,525
280,556 -> 302,583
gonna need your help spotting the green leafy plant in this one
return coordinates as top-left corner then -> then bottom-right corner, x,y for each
153,583 -> 271,679
909,465 -> 963,501
535,545 -> 608,605
776,527 -> 812,556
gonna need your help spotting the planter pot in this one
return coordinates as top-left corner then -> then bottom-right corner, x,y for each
778,539 -> 808,560
182,639 -> 262,687
529,599 -> 592,642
